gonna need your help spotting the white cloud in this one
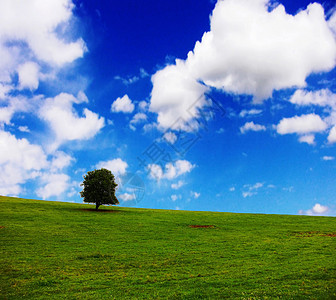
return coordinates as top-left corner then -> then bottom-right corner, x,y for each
114,68 -> 149,86
148,160 -> 195,181
0,83 -> 11,99
192,192 -> 200,199
0,0 -> 94,200
111,95 -> 135,113
77,91 -> 89,103
131,113 -> 147,124
130,112 -> 147,130
229,186 -> 235,192
138,101 -> 149,112
50,151 -> 74,171
114,75 -> 139,85
299,203 -> 330,216
289,89 -> 336,108
187,0 -> 336,101
18,62 -> 40,90
0,130 -> 76,199
0,0 -> 85,67
0,107 -> 14,126
0,130 -> 47,195
242,191 -> 254,198
96,158 -> 128,176
0,96 -> 32,126
171,180 -> 184,190
287,89 -> 336,144
165,160 -> 195,180
163,132 -> 177,144
327,125 -> 336,143
277,114 -> 327,135
240,121 -> 266,134
149,60 -> 208,130
18,126 -> 30,133
36,173 -> 70,200
171,194 -> 181,202
0,0 -> 85,93
283,186 -> 294,192
242,182 -> 264,198
148,164 -> 164,181
252,182 -> 263,189
67,182 -> 81,198
322,156 -> 334,161
39,93 -> 104,149
119,193 -> 136,202
328,10 -> 336,36
149,0 -> 336,128
298,134 -> 315,145
312,203 -> 329,214
239,109 -> 262,118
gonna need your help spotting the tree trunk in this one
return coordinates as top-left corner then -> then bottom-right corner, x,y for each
96,203 -> 100,210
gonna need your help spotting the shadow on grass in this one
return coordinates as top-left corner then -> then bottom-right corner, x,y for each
78,208 -> 122,213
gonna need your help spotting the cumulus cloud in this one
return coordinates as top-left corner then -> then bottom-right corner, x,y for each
163,132 -> 177,144
171,180 -> 184,190
0,0 -> 85,67
119,193 -> 136,202
277,114 -> 327,135
0,0 -> 95,200
298,134 -> 315,145
96,158 -> 128,176
149,61 -> 208,130
129,112 -> 147,130
0,128 -> 79,199
171,194 -> 182,202
327,126 -> 336,143
299,203 -> 330,216
36,173 -> 70,200
39,93 -> 104,149
149,0 -> 336,129
0,0 -> 85,92
0,130 -> 48,195
148,164 -> 164,181
0,84 -> 11,99
289,89 -> 336,108
17,62 -> 40,90
138,101 -> 149,112
288,89 -> 336,143
148,160 -> 195,181
0,96 -> 32,126
328,10 -> 336,36
165,160 -> 195,180
188,0 -> 336,100
111,95 -> 135,113
240,121 -> 266,134
50,151 -> 74,171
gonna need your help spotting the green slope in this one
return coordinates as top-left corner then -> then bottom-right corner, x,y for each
0,196 -> 335,299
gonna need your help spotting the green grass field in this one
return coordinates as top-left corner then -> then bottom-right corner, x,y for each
1,196 -> 335,299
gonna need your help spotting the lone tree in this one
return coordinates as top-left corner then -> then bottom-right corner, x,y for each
80,168 -> 119,210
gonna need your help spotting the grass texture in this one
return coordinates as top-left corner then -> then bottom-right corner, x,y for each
1,196 -> 335,299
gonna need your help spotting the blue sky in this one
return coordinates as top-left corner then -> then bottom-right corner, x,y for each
1,0 -> 336,216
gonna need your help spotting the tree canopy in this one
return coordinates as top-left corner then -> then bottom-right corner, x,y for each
80,168 -> 119,210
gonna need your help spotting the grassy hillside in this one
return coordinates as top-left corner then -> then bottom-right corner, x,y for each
1,196 -> 335,299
